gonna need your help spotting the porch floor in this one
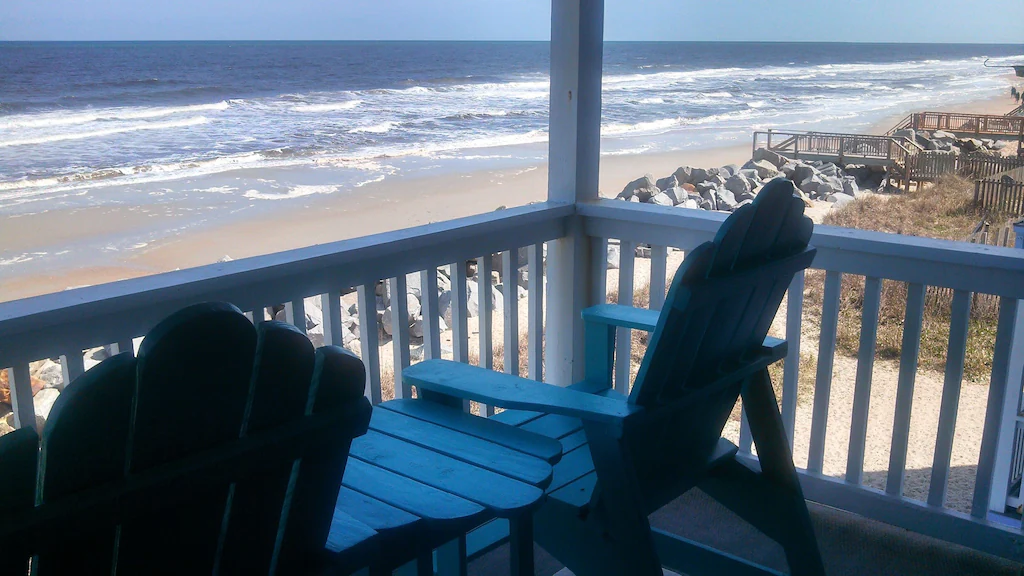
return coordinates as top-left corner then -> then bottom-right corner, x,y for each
469,489 -> 1024,575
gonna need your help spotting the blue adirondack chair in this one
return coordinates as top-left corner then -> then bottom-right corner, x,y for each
0,302 -> 554,576
405,178 -> 826,576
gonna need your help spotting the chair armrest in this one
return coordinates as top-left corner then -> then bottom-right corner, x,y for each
582,304 -> 660,332
403,360 -> 641,428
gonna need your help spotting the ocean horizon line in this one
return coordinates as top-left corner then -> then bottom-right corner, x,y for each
1,39 -> 1022,47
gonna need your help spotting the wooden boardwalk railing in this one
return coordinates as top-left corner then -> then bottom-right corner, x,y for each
888,111 -> 1024,142
753,130 -> 919,166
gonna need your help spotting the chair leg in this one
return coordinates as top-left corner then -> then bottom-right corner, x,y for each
509,514 -> 535,576
583,422 -> 664,576
435,536 -> 467,576
416,552 -> 434,576
740,369 -> 825,576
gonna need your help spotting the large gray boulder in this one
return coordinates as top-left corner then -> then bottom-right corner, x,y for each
695,181 -> 717,195
679,198 -> 700,209
606,243 -> 620,270
818,163 -> 839,178
690,167 -> 719,184
842,177 -> 859,197
792,164 -> 816,185
715,188 -> 738,211
672,166 -> 694,185
828,192 -> 855,208
698,187 -> 718,210
892,128 -> 916,141
619,174 -> 659,202
725,174 -> 751,196
743,159 -> 779,180
719,164 -> 739,178
752,148 -> 789,169
780,161 -> 800,180
664,186 -> 686,205
932,130 -> 956,142
656,174 -> 678,191
466,279 -> 504,318
649,191 -> 675,206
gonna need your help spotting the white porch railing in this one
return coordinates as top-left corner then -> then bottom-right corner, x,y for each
0,202 -> 572,427
583,199 -> 1024,561
3,199 -> 1024,563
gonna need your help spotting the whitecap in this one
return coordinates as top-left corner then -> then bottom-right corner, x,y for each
292,100 -> 362,113
349,121 -> 397,134
243,184 -> 339,200
0,101 -> 228,130
0,116 -> 211,148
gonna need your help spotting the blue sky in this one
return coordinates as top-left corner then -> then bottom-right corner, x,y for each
1,0 -> 1022,43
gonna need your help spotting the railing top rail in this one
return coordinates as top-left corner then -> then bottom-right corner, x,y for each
579,199 -> 1024,298
914,111 -> 1024,121
0,202 -> 573,362
753,129 -> 900,141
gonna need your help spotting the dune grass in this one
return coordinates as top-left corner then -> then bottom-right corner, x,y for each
808,176 -> 1008,381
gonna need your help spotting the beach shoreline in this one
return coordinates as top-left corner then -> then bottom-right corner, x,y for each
1,93 -> 1020,303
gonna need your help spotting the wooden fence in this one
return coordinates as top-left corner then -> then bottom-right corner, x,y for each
959,153 -> 1024,179
974,176 -> 1024,214
927,219 -> 1018,314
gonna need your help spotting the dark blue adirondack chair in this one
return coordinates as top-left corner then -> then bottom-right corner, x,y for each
0,303 -> 379,575
405,178 -> 825,576
0,302 -> 554,576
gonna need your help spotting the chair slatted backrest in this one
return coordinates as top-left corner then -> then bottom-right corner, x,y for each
623,180 -> 815,504
0,302 -> 371,576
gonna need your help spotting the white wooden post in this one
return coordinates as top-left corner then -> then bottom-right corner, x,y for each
545,0 -> 604,386
986,221 -> 1024,512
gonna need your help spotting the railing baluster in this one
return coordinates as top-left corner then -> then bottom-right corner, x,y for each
357,284 -> 382,404
782,271 -> 805,446
886,283 -> 926,496
527,244 -> 544,381
614,240 -> 635,394
8,364 -> 35,429
973,297 -> 1022,517
285,298 -> 307,335
422,269 -> 441,360
928,290 -> 972,507
478,255 -> 494,370
591,238 -> 608,306
60,350 -> 85,390
321,291 -> 344,346
649,245 -> 667,311
451,263 -> 470,365
808,270 -> 842,474
846,276 -> 883,485
478,255 -> 494,416
502,251 -> 520,377
390,275 -> 412,399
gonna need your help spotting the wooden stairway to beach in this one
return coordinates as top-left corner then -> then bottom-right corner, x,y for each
887,111 -> 1024,144
752,129 -> 919,186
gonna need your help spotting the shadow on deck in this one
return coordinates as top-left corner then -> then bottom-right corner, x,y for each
471,475 -> 1024,575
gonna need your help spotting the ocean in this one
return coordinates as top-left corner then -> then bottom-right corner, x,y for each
0,41 -> 1021,274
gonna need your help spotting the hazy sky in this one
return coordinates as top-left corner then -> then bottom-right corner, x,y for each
1,0 -> 1022,43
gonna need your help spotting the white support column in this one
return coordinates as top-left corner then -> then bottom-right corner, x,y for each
544,0 -> 604,386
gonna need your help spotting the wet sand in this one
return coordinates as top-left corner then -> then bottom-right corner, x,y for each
0,144 -> 751,302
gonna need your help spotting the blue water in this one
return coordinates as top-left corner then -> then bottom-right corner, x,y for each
1,41 -> 1021,212
0,41 -> 1021,278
